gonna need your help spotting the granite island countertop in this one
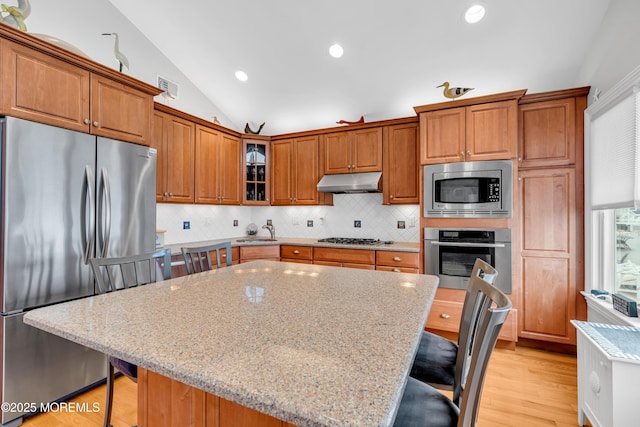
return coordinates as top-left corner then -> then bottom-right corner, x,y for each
24,261 -> 438,427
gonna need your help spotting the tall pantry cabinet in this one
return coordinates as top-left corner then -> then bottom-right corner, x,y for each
517,87 -> 589,345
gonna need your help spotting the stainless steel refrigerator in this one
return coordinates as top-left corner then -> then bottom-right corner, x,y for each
0,117 -> 156,426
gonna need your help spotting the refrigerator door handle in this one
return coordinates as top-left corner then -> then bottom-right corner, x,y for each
83,165 -> 95,265
99,167 -> 112,258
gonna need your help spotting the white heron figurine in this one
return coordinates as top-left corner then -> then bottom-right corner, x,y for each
0,0 -> 30,31
102,32 -> 129,72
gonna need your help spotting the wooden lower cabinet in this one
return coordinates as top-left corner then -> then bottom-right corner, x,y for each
313,247 -> 375,269
280,245 -> 313,264
375,250 -> 419,273
240,245 -> 280,262
425,289 -> 518,342
518,167 -> 578,344
138,368 -> 297,427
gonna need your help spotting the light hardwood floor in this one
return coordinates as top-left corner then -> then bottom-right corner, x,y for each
21,346 -> 581,427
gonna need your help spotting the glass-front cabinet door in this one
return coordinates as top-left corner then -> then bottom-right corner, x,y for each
242,137 -> 270,205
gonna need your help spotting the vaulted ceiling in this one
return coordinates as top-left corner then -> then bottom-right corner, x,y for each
108,0 -> 610,135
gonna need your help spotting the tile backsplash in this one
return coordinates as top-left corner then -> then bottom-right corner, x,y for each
157,194 -> 420,245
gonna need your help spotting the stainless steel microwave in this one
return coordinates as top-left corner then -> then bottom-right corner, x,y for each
423,160 -> 512,218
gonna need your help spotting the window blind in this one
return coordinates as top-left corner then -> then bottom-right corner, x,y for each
589,89 -> 640,209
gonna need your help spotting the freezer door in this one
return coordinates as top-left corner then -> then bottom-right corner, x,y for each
96,138 -> 156,258
1,312 -> 106,425
1,117 -> 96,313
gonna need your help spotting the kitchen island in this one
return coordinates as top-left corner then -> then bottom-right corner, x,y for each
24,261 -> 438,427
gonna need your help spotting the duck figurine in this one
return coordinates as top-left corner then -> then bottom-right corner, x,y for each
437,82 -> 474,99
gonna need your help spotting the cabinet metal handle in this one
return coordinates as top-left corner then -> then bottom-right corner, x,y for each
390,195 -> 394,199
93,121 -> 99,127
164,192 -> 169,197
392,268 -> 401,272
518,157 -> 522,162
440,313 -> 451,319
84,118 -> 90,125
467,150 -> 471,156
393,256 -> 402,262
293,250 -> 300,254
169,192 -> 173,197
460,151 -> 465,158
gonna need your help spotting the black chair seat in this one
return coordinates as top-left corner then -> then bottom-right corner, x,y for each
109,356 -> 137,381
394,377 -> 459,427
410,331 -> 457,388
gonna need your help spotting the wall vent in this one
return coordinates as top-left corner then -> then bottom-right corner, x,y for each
157,76 -> 178,100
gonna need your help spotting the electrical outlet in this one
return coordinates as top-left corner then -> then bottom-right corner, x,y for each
266,219 -> 273,226
354,220 -> 362,228
183,221 -> 190,230
233,220 -> 238,227
307,220 -> 314,227
408,216 -> 416,227
397,221 -> 406,229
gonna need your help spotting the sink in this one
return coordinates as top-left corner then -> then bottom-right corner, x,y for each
236,238 -> 278,243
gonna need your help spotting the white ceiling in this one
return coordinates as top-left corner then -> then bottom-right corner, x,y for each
108,0 -> 611,135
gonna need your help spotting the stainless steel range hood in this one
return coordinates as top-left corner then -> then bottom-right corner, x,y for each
316,172 -> 382,193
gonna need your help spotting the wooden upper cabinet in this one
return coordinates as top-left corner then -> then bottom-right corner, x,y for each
90,75 -> 152,146
383,123 -> 419,204
153,111 -> 195,203
465,99 -> 518,161
217,134 -> 242,204
323,128 -> 382,174
293,135 -> 320,204
1,39 -> 90,132
270,139 -> 294,205
194,125 -> 220,204
271,136 -> 319,205
416,91 -> 525,165
518,97 -> 576,168
242,138 -> 270,205
0,38 -> 155,146
419,107 -> 466,164
324,132 -> 351,174
194,126 -> 241,205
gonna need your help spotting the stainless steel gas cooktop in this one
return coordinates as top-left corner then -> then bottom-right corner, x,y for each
317,237 -> 385,245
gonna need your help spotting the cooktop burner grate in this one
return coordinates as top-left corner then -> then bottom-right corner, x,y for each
317,237 -> 384,245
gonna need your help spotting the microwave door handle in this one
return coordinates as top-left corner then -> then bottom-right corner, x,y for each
429,241 -> 506,248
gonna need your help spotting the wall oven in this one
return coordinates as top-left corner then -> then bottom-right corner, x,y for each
423,160 -> 512,218
424,228 -> 512,294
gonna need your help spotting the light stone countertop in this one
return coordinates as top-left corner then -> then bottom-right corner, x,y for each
162,236 -> 420,256
24,261 -> 438,427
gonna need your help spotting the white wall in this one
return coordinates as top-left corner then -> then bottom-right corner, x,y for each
23,0 -> 236,129
577,0 -> 640,102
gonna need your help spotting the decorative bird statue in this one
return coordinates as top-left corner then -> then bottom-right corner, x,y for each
336,115 -> 365,125
437,82 -> 474,99
102,32 -> 129,72
245,122 -> 265,135
0,0 -> 30,31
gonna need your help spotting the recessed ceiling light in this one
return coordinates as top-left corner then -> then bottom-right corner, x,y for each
329,44 -> 344,58
464,4 -> 486,24
235,70 -> 248,82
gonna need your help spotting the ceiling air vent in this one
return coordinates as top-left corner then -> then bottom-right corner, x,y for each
157,76 -> 178,100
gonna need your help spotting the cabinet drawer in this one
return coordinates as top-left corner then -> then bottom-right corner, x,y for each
426,300 -> 463,332
376,266 -> 419,274
426,299 -> 518,342
314,247 -> 374,265
280,245 -> 313,260
376,251 -> 419,268
240,245 -> 280,261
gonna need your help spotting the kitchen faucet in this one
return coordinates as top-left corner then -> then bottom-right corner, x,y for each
262,223 -> 276,239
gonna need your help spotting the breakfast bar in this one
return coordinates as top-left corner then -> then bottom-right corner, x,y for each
24,261 -> 438,427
